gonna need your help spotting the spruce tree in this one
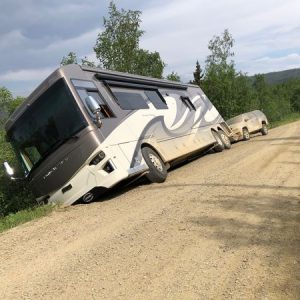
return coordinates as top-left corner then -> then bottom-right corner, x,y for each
191,60 -> 203,86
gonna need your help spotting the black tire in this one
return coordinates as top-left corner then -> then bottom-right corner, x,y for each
218,130 -> 231,149
141,147 -> 167,183
212,130 -> 225,152
242,127 -> 250,141
261,123 -> 268,135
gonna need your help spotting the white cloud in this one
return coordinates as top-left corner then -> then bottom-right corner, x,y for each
0,30 -> 28,49
1,0 -> 300,95
0,67 -> 56,81
38,28 -> 101,53
140,0 -> 300,79
244,53 -> 300,75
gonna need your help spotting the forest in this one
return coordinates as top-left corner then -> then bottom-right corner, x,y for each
0,1 -> 299,218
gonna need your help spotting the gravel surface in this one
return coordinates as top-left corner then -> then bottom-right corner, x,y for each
0,121 -> 299,299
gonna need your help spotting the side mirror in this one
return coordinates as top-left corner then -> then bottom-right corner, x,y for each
3,161 -> 14,176
85,96 -> 102,128
85,96 -> 100,114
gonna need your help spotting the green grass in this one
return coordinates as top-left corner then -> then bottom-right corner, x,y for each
270,112 -> 300,128
0,205 -> 54,233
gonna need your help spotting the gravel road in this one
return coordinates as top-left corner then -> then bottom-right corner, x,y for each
0,121 -> 299,299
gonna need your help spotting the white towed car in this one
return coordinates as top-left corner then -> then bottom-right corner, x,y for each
227,110 -> 269,141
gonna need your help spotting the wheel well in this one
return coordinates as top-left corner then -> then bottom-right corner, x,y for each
262,120 -> 266,125
141,143 -> 166,163
242,126 -> 248,130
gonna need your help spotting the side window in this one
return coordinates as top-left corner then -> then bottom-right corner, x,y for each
144,90 -> 168,109
163,90 -> 195,112
180,96 -> 196,111
110,87 -> 149,110
72,79 -> 113,118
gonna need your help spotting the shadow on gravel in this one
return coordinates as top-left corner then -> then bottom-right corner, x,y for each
187,193 -> 300,281
279,161 -> 300,165
76,148 -> 218,205
141,182 -> 300,192
289,150 -> 300,154
250,136 -> 300,142
78,176 -> 151,205
268,143 -> 300,146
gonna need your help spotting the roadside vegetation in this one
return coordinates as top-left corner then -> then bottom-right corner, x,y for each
0,0 -> 299,229
269,112 -> 300,128
0,205 -> 53,233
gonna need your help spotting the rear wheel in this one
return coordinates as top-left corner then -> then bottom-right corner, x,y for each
218,130 -> 231,149
261,123 -> 268,135
212,131 -> 225,152
242,128 -> 250,141
141,146 -> 167,183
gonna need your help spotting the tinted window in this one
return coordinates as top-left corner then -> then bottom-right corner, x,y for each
72,79 -> 96,89
145,90 -> 168,109
72,80 -> 113,118
111,87 -> 149,110
8,79 -> 87,172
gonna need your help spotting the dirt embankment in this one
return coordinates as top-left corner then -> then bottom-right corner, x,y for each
0,121 -> 299,299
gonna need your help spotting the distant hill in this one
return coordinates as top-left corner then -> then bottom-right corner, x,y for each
250,68 -> 300,85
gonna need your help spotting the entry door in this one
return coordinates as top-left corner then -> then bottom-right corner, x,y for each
157,90 -> 197,160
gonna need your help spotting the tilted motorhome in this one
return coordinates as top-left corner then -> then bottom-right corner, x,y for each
4,64 -> 232,205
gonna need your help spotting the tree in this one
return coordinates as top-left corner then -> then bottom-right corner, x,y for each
94,1 -> 143,72
0,87 -> 13,110
206,29 -> 234,66
233,73 -> 258,115
0,87 -> 14,122
253,74 -> 269,109
202,29 -> 237,119
94,1 -> 165,78
291,86 -> 300,112
133,49 -> 165,78
8,96 -> 25,115
60,52 -> 78,66
81,56 -> 96,68
190,61 -> 203,86
166,71 -> 181,82
60,52 -> 96,68
0,89 -> 25,124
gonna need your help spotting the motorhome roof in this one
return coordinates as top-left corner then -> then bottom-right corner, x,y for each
81,65 -> 194,89
5,64 -> 197,132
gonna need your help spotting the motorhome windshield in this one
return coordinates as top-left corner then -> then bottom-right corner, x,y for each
8,78 -> 87,174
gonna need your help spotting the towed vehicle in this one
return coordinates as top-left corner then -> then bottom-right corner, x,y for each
3,64 -> 232,205
227,110 -> 269,141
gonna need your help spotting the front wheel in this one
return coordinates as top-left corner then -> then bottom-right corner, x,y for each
261,124 -> 268,135
218,130 -> 231,149
242,128 -> 250,141
212,130 -> 225,152
141,147 -> 167,183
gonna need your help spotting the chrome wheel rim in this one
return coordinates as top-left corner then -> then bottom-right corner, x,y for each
149,153 -> 163,172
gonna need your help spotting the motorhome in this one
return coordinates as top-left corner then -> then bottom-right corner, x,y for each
4,64 -> 232,205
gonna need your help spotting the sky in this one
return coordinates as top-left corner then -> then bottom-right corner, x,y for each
0,0 -> 300,97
